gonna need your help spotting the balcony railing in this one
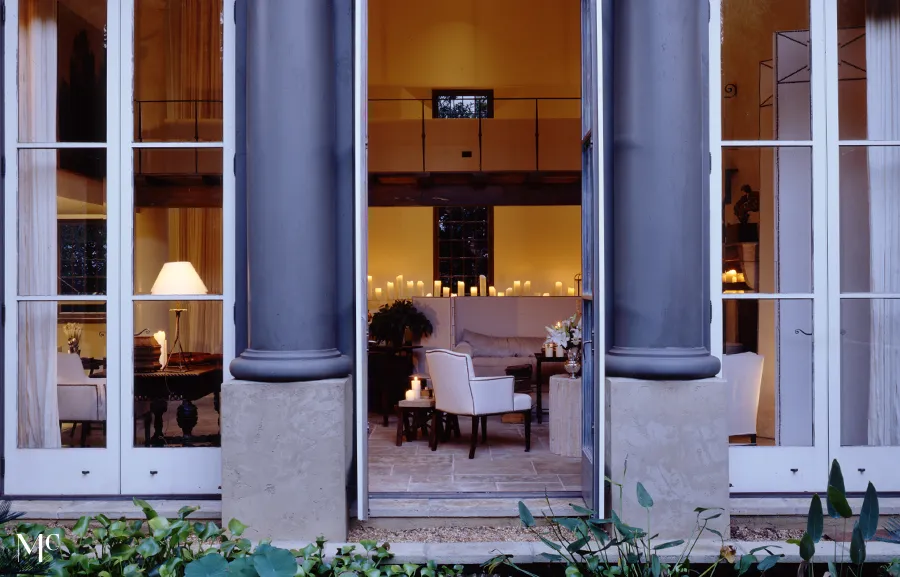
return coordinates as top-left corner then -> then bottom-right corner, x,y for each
368,97 -> 581,173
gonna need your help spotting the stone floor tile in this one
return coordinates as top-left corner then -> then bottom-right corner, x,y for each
369,475 -> 412,491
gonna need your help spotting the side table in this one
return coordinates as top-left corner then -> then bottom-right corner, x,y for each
395,398 -> 434,446
534,353 -> 566,424
549,375 -> 582,457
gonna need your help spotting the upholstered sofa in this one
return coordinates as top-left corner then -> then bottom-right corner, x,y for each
452,329 -> 547,380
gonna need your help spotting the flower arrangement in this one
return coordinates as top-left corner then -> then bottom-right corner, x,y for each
545,314 -> 582,351
63,322 -> 83,355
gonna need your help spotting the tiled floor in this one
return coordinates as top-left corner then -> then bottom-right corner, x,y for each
367,412 -> 583,494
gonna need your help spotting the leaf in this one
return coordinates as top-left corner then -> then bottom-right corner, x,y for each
518,501 -> 535,528
148,516 -> 171,533
850,522 -> 866,565
253,546 -> 298,577
72,516 -> 90,538
565,566 -> 583,577
859,482 -> 879,541
569,504 -> 594,516
133,498 -> 158,519
654,540 -> 684,551
185,554 -> 229,577
539,553 -> 565,562
552,517 -> 582,532
226,558 -> 257,577
651,555 -> 661,577
636,483 -> 654,508
228,519 -> 248,538
737,554 -> 756,576
178,506 -> 200,520
828,561 -> 838,577
758,555 -> 781,572
567,535 -> 591,553
827,485 -> 853,519
826,460 -> 849,519
539,536 -> 563,552
798,532 -> 815,562
137,537 -> 162,558
807,494 -> 824,543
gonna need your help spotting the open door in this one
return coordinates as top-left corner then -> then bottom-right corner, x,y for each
580,0 -> 605,515
353,0 -> 369,520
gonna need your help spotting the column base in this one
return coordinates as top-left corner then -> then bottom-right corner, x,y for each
221,378 -> 351,541
606,346 -> 721,380
606,377 -> 729,540
230,348 -> 352,382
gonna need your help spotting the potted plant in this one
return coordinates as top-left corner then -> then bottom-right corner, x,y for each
368,299 -> 433,348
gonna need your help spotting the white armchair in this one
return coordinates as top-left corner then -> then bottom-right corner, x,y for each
57,353 -> 106,446
426,349 -> 532,458
723,352 -> 764,442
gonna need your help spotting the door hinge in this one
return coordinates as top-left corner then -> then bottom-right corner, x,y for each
234,0 -> 237,24
1,2 -> 6,26
709,300 -> 712,322
233,303 -> 236,325
709,152 -> 712,174
1,155 -> 6,178
2,303 -> 6,326
233,154 -> 236,177
1,456 -> 5,479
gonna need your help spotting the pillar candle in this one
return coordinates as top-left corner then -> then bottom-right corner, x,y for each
375,287 -> 383,300
568,287 -> 576,296
407,281 -> 414,296
442,287 -> 450,298
411,377 -> 421,395
479,275 -> 487,296
458,281 -> 465,296
497,293 -> 506,297
434,280 -> 442,296
386,282 -> 394,300
426,293 -> 433,297
489,286 -> 496,296
367,275 -> 373,299
405,390 -> 415,401
513,281 -> 521,296
506,287 -> 513,296
555,281 -> 563,296
417,281 -> 425,296
396,275 -> 404,297
470,286 -> 478,297
543,292 -> 550,297
524,281 -> 531,294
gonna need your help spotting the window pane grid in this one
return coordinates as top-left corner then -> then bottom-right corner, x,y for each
435,206 -> 491,291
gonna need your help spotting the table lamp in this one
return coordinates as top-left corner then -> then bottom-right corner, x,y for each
151,261 -> 208,370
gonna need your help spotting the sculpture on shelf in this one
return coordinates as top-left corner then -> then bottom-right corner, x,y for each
733,184 -> 760,242
63,322 -> 83,355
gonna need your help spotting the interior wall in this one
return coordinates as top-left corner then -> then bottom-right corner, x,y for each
367,207 -> 434,297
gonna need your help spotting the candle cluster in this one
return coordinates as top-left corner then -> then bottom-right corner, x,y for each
722,269 -> 746,284
367,274 -> 579,300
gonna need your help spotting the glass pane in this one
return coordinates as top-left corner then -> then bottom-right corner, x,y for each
18,301 -> 107,448
721,0 -> 810,141
837,2 -> 899,141
133,300 -> 223,447
839,146 -> 900,292
18,0 -> 107,143
721,147 -> 813,294
840,298 -> 900,446
134,0 -> 224,142
18,149 -> 107,296
133,149 -> 223,295
722,298 -> 814,447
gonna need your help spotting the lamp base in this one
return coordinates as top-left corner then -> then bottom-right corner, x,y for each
164,308 -> 190,372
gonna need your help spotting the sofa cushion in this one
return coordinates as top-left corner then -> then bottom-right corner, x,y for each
507,336 -> 546,357
460,329 -> 513,357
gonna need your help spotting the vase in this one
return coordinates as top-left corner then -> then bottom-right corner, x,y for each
564,347 -> 581,379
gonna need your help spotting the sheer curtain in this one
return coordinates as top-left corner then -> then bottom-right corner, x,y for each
169,209 -> 223,354
165,0 -> 223,120
17,0 -> 61,448
866,0 -> 900,446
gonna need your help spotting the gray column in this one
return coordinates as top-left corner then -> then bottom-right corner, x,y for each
605,0 -> 720,380
230,0 -> 352,382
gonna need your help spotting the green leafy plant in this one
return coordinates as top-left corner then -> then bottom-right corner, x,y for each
485,482 -> 780,577
368,299 -> 433,348
789,459 -> 886,577
0,500 -> 53,576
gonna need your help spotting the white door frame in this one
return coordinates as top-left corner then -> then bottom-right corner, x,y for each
709,0 -> 830,493
118,0 -> 235,495
2,0 -> 123,495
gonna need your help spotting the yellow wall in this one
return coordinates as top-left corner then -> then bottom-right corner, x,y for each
368,207 -> 435,296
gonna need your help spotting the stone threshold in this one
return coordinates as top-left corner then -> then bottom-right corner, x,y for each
268,539 -> 900,565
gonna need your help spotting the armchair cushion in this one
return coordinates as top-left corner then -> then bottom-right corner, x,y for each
513,393 -> 533,411
470,376 -> 514,415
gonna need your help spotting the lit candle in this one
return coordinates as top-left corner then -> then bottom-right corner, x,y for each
479,275 -> 487,296
434,280 -> 442,296
426,293 -> 433,297
411,377 -> 422,397
555,282 -> 563,296
458,281 -> 465,296
489,286 -> 496,297
524,281 -> 531,294
443,287 -> 450,298
470,286 -> 478,297
417,281 -> 425,296
405,390 -> 415,401
386,282 -> 394,300
396,275 -> 404,297
543,292 -> 550,296
497,293 -> 506,298
375,287 -> 383,300
506,287 -> 513,296
513,281 -> 521,296
407,281 -> 414,296
568,287 -> 576,296
367,275 -> 373,299
154,330 -> 167,368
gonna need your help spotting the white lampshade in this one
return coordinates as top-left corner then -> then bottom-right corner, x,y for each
150,262 -> 208,295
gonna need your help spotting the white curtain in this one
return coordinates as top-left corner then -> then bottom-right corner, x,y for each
866,0 -> 900,446
17,0 -> 61,449
165,0 -> 223,121
169,209 -> 223,354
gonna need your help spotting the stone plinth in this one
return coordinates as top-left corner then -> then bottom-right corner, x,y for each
549,375 -> 582,457
222,378 -> 351,541
606,377 -> 729,540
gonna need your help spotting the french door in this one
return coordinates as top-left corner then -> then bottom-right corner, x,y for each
712,0 -> 900,493
3,0 -> 234,496
580,0 -> 605,514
